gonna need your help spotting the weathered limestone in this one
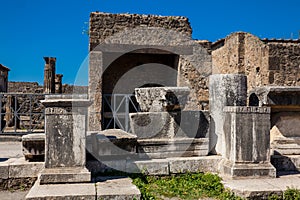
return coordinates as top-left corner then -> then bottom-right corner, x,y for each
43,57 -> 56,94
250,86 -> 300,156
221,106 -> 276,178
39,95 -> 91,184
55,74 -> 63,94
22,133 -> 45,161
86,129 -> 137,161
130,87 -> 209,158
209,74 -> 247,155
135,87 -> 190,112
96,177 -> 141,200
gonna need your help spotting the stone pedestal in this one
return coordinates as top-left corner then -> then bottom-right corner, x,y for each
40,95 -> 91,184
209,74 -> 247,155
22,133 -> 45,161
222,106 -> 276,178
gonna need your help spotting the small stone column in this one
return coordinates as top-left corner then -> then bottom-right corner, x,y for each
222,106 -> 276,178
40,95 -> 91,184
55,74 -> 63,94
43,57 -> 56,94
209,74 -> 247,155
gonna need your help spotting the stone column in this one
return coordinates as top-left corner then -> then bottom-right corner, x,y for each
40,95 -> 91,184
43,57 -> 56,94
209,74 -> 247,156
222,106 -> 276,178
55,74 -> 63,94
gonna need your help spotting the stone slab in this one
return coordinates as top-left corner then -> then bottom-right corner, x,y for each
26,181 -> 96,200
127,159 -> 169,175
22,133 -> 45,161
39,167 -> 91,184
96,176 -> 141,200
272,137 -> 300,155
168,156 -> 222,174
9,157 -> 44,178
223,173 -> 300,199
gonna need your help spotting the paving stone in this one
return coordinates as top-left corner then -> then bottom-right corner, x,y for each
26,181 -> 96,200
9,157 -> 44,178
127,159 -> 169,175
96,176 -> 141,200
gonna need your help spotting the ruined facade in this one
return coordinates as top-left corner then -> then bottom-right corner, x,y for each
0,64 -> 10,93
212,32 -> 300,93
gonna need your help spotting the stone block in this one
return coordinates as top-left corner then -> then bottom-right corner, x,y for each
222,106 -> 276,178
96,176 -> 141,200
168,156 -> 222,174
137,138 -> 209,159
126,159 -> 169,175
39,167 -> 91,184
22,133 -> 45,161
209,74 -> 247,155
9,157 -> 44,178
26,181 -> 96,200
135,87 -> 190,112
130,112 -> 173,139
130,111 -> 209,139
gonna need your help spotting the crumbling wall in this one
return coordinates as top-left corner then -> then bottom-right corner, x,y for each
89,12 -> 192,50
211,32 -> 300,93
266,40 -> 300,86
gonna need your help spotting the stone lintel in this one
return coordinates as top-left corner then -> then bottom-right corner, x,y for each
92,43 -> 193,55
250,86 -> 300,108
223,106 -> 271,114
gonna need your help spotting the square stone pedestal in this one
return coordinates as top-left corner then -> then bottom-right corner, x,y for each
221,106 -> 276,178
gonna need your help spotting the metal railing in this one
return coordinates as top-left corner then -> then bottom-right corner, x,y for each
0,93 -> 45,134
102,94 -> 140,132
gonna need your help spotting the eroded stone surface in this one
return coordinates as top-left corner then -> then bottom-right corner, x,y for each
135,87 -> 190,112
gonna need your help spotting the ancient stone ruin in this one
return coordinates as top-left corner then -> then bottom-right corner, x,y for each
1,12 -> 300,199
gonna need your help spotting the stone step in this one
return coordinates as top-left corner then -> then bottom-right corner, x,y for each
95,176 -> 141,200
26,181 -> 96,200
26,176 -> 141,200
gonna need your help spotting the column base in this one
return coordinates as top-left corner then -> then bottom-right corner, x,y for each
222,160 -> 276,179
40,167 -> 91,184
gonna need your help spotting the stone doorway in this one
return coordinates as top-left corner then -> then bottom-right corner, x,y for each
101,51 -> 179,132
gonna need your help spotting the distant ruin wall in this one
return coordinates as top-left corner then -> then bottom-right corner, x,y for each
212,32 -> 300,93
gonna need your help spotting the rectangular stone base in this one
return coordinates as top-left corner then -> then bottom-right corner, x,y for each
222,161 -> 276,179
272,137 -> 300,155
39,167 -> 91,184
26,180 -> 95,200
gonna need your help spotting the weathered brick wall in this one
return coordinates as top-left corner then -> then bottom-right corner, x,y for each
89,12 -> 192,50
211,32 -> 300,93
8,82 -> 43,93
266,40 -> 300,86
212,33 -> 241,74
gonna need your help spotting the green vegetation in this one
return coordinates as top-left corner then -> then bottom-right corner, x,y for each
131,173 -> 242,200
268,188 -> 300,200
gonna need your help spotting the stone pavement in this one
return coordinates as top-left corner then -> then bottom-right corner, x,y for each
223,172 -> 300,199
0,141 -> 22,159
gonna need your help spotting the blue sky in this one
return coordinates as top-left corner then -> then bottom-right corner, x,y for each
0,0 -> 299,85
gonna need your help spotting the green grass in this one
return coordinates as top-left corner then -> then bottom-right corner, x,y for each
131,173 -> 242,200
268,188 -> 300,200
